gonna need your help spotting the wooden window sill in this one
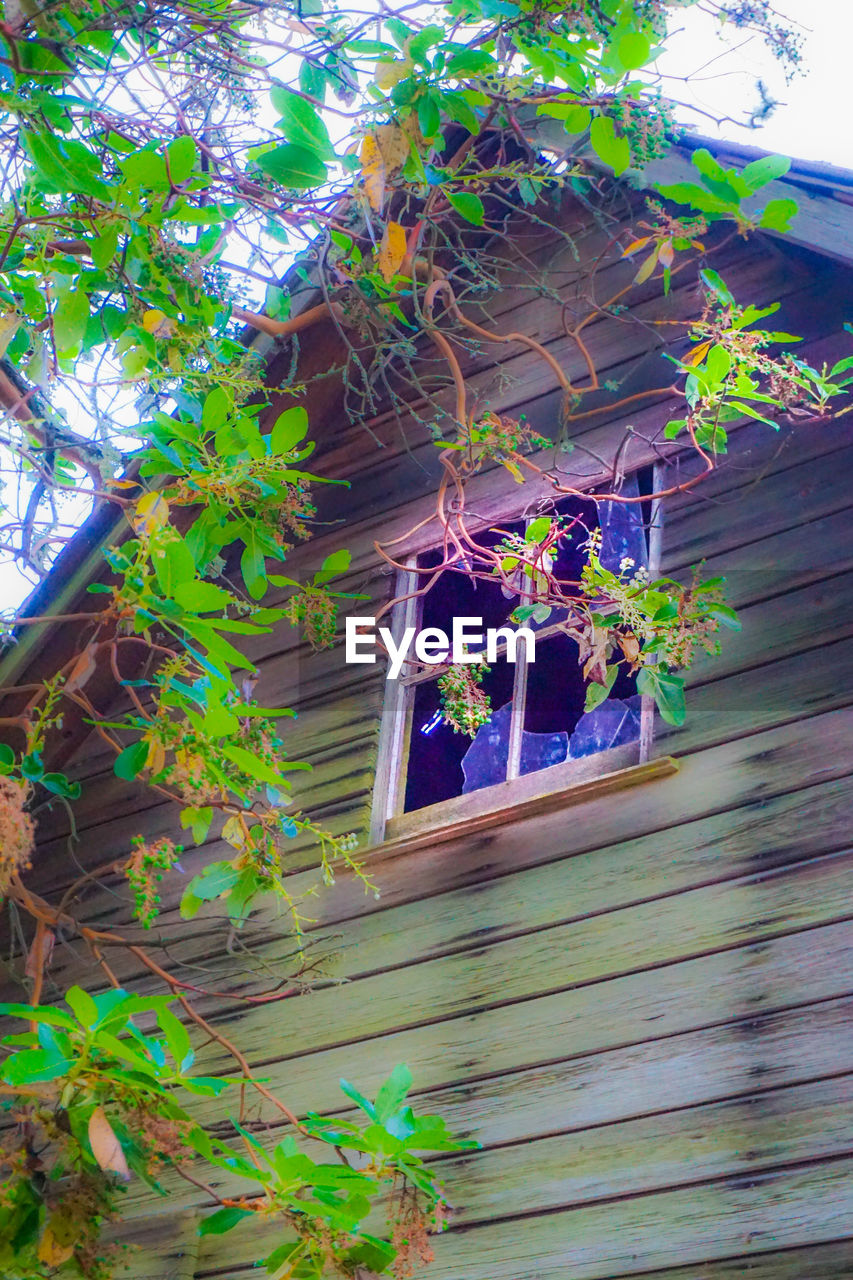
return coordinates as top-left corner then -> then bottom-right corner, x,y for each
377,745 -> 679,857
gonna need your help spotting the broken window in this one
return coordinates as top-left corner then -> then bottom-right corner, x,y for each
396,471 -> 655,815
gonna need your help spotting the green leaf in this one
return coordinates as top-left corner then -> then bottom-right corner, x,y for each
524,516 -> 551,544
166,135 -> 198,183
256,143 -> 328,190
417,92 -> 441,139
537,102 -> 591,134
172,580 -> 231,613
198,1207 -> 254,1236
2,1047 -> 73,1085
114,740 -> 149,781
314,548 -> 351,585
0,1003 -> 76,1029
41,772 -> 81,799
20,752 -> 44,781
269,405 -> 309,455
339,1078 -> 377,1119
185,861 -> 241,903
53,290 -> 90,355
22,130 -> 111,200
270,87 -> 334,159
119,147 -> 170,190
65,986 -> 98,1028
703,344 -> 732,387
265,1242 -> 302,1273
637,667 -> 686,726
699,268 -> 734,305
446,49 -> 496,77
709,603 -> 742,630
157,1006 -> 193,1070
202,386 -> 231,431
152,535 -> 196,596
220,744 -> 292,788
589,115 -> 631,176
656,181 -> 735,216
0,743 -> 14,774
740,154 -> 790,192
240,528 -> 268,600
616,31 -> 650,70
445,189 -> 485,226
759,197 -> 798,233
179,805 -> 214,846
92,225 -> 120,269
584,664 -> 618,712
373,1064 -> 412,1122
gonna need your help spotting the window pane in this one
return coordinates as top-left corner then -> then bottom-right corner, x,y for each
464,700 -> 569,783
524,634 -> 640,757
524,632 -> 589,735
404,659 -> 516,811
596,472 -> 648,573
419,525 -> 524,646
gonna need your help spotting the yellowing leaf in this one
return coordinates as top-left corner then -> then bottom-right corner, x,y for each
375,123 -> 409,172
375,58 -> 411,90
142,308 -> 175,338
377,221 -> 407,282
221,815 -> 246,848
360,133 -> 385,212
88,1106 -> 131,1181
634,245 -> 660,284
658,239 -> 675,270
621,237 -> 651,258
0,310 -> 20,358
683,339 -> 713,367
144,736 -> 166,775
132,491 -> 170,534
501,459 -> 524,484
38,1226 -> 75,1267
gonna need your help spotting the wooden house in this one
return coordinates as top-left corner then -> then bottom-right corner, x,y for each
2,136 -> 853,1278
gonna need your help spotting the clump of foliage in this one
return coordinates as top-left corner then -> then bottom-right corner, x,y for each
0,989 -> 471,1278
0,0 -> 850,1276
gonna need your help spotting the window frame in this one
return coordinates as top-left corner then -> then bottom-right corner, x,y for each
368,463 -> 664,845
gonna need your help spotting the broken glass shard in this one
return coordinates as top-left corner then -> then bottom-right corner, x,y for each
461,702 -> 569,793
568,695 -> 642,759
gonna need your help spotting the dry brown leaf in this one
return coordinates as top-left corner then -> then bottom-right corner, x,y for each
65,647 -> 98,694
88,1106 -> 131,1180
581,626 -> 610,684
619,633 -> 641,664
359,133 -> 386,212
377,221 -> 408,282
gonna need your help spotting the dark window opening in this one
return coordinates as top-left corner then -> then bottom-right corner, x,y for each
402,475 -> 651,814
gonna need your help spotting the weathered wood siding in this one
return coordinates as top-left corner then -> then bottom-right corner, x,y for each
7,195 -> 853,1278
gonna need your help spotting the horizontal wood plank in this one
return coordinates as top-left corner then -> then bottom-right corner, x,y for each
196,1158 -> 853,1279
186,919 -> 853,1124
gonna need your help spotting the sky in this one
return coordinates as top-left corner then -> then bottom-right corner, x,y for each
0,0 -> 849,612
661,0 -> 851,168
